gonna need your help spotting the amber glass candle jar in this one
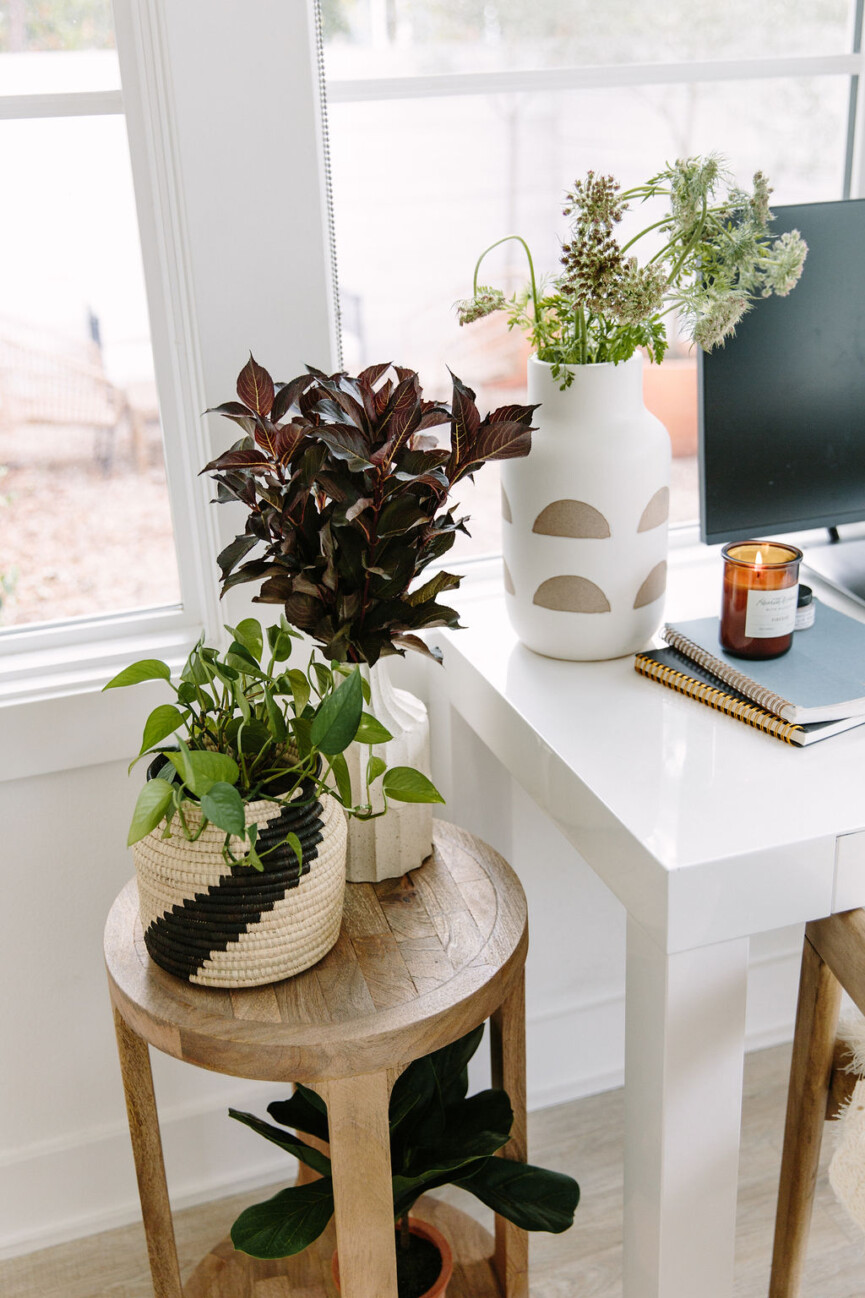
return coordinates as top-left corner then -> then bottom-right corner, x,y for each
720,541 -> 803,659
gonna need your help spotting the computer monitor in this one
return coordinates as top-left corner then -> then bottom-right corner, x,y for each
699,197 -> 865,603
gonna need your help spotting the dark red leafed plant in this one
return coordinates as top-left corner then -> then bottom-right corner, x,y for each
203,357 -> 536,666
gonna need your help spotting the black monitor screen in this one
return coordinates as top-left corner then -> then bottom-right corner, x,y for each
699,198 -> 865,544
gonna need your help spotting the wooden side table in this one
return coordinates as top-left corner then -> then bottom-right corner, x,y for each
105,821 -> 529,1298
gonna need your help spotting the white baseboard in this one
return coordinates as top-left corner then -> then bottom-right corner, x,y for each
3,946 -> 802,1260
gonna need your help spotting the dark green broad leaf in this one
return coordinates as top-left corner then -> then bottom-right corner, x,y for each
425,1023 -> 485,1107
200,782 -> 246,838
455,1157 -> 580,1234
127,778 -> 174,846
354,712 -> 393,745
103,658 -> 171,690
230,1178 -> 335,1259
267,620 -> 296,662
286,669 -> 311,714
228,1108 -> 332,1176
406,1090 -> 512,1176
268,1084 -> 330,1142
310,669 -> 363,755
382,766 -> 445,804
376,496 -> 429,537
167,748 -> 239,796
329,751 -> 353,807
367,754 -> 387,786
236,353 -> 275,418
227,618 -> 264,663
138,704 -> 185,757
264,689 -> 288,744
226,639 -> 267,677
225,717 -> 273,753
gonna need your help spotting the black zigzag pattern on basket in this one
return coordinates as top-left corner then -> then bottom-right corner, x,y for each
143,783 -> 326,981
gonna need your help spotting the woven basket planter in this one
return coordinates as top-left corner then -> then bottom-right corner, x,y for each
133,779 -> 347,988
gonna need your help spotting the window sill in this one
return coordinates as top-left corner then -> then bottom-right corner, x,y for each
0,612 -> 203,785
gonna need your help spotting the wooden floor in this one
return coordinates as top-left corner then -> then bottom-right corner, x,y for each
3,1043 -> 864,1298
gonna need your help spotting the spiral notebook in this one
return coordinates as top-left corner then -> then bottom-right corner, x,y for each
661,603 -> 865,723
635,647 -> 865,746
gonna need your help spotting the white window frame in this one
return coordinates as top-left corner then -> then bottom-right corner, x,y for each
3,0 -> 865,779
0,0 -> 337,779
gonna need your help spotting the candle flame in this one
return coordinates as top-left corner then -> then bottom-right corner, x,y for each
755,549 -> 764,565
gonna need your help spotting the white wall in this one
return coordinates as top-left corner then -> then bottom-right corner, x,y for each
0,653 -> 804,1260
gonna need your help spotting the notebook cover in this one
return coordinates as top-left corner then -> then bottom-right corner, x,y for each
635,648 -> 865,746
662,602 -> 865,722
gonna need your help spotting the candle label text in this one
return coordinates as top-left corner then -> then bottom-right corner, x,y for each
745,585 -> 798,638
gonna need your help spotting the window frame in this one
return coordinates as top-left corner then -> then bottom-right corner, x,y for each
0,0 -> 337,777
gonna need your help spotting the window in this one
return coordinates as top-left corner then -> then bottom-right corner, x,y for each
322,0 -> 862,558
0,1 -> 185,631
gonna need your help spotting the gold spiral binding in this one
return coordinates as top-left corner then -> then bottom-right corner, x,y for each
635,655 -> 802,746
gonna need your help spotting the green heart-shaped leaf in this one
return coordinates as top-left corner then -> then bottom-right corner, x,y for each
382,766 -> 445,804
103,659 -> 171,690
200,782 -> 246,837
127,778 -> 174,846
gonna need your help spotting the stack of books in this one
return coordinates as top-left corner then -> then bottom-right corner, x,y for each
635,601 -> 865,747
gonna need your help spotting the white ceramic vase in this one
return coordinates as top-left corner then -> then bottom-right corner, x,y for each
344,657 -> 433,883
501,354 -> 672,661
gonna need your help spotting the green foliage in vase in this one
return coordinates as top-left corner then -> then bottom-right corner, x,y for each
456,155 -> 808,385
228,1024 -> 580,1260
203,356 -> 536,667
104,617 -> 443,870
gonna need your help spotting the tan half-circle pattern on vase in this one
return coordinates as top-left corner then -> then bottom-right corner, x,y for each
637,487 -> 670,532
533,575 -> 611,614
532,499 -> 611,538
503,560 -> 515,595
501,485 -> 513,523
633,561 -> 667,609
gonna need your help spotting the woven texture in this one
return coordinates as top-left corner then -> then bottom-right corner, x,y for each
133,786 -> 346,987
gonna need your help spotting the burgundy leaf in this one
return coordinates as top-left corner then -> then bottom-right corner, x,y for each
452,420 -> 533,481
391,633 -> 443,663
373,377 -> 395,418
206,401 -> 255,420
488,402 -> 541,425
236,355 -> 275,417
448,369 -> 481,474
281,592 -> 324,629
314,425 -> 374,466
202,448 -> 271,473
358,361 -> 393,389
417,407 -> 451,431
378,374 -> 421,455
273,423 -> 307,461
271,374 -> 314,423
345,496 -> 372,523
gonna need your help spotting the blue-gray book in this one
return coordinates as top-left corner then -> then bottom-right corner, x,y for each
662,602 -> 865,723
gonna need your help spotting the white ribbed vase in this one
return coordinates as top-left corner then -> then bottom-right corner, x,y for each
501,355 -> 672,660
344,658 -> 433,882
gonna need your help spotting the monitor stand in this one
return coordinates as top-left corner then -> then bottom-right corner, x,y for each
803,535 -> 865,609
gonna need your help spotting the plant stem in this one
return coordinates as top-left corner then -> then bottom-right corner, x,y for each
472,234 -> 540,327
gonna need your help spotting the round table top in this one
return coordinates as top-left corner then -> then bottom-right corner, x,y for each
105,820 -> 528,1082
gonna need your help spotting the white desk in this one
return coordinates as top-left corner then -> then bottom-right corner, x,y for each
438,546 -> 865,1298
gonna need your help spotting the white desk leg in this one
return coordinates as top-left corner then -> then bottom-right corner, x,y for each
624,918 -> 749,1298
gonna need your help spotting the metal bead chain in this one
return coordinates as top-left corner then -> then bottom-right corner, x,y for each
312,0 -> 344,370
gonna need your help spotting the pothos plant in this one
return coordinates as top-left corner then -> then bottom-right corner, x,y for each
103,616 -> 443,870
203,356 -> 536,666
228,1024 -> 579,1262
456,154 -> 808,385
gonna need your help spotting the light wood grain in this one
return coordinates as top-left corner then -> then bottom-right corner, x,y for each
769,932 -> 843,1298
9,1045 -> 865,1298
104,821 -> 528,1083
491,968 -> 529,1298
112,1005 -> 184,1298
325,1071 -> 398,1298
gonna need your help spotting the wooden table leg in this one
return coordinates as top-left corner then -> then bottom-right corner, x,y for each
112,1005 -> 184,1298
490,968 -> 529,1298
769,933 -> 842,1298
325,1070 -> 398,1298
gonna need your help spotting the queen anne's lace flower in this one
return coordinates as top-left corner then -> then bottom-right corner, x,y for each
455,287 -> 507,325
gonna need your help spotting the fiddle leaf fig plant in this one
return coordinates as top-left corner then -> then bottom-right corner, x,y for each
228,1024 -> 580,1260
104,616 -> 443,871
203,358 -> 537,666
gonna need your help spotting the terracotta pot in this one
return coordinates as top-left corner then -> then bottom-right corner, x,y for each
331,1216 -> 453,1298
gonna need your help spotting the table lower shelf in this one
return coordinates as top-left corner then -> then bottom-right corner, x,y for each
183,1196 -> 503,1297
